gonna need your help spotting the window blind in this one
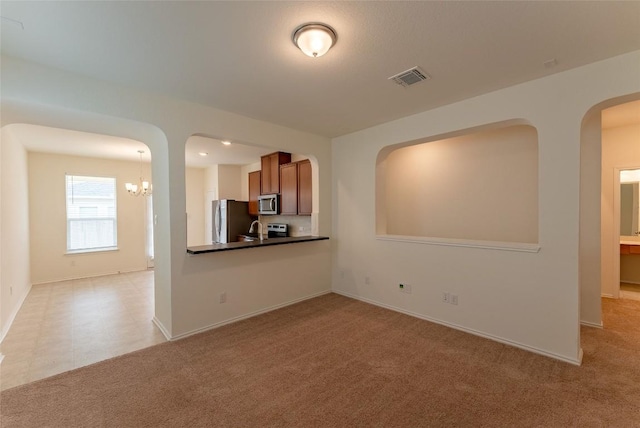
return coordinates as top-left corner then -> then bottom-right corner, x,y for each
65,175 -> 117,252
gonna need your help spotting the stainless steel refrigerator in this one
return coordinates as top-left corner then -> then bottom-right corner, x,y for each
212,200 -> 256,243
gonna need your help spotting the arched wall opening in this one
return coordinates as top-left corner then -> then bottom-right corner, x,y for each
184,134 -> 321,247
0,100 -> 171,339
376,120 -> 539,246
579,92 -> 640,328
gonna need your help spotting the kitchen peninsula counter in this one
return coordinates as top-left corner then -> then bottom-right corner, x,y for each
187,236 -> 329,255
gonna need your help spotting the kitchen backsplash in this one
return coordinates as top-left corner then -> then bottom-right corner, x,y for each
260,215 -> 312,237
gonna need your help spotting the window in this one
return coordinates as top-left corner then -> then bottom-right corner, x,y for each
66,175 -> 117,252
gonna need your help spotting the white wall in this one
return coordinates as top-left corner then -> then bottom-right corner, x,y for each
601,123 -> 640,291
1,55 -> 332,338
0,125 -> 32,341
185,167 -> 205,247
332,51 -> 640,364
240,161 -> 261,201
579,110 -> 603,326
379,125 -> 538,243
217,165 -> 242,200
28,152 -> 150,284
3,51 -> 639,361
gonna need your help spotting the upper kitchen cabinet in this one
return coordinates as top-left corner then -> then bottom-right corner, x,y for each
280,163 -> 298,215
248,170 -> 261,216
261,151 -> 291,195
280,159 -> 312,216
297,159 -> 312,215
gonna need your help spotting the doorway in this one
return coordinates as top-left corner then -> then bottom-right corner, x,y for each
617,168 -> 640,300
602,100 -> 640,301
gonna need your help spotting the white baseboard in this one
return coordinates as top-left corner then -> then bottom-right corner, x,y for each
152,317 -> 172,341
31,268 -> 150,286
0,283 -> 32,343
333,290 -> 582,366
168,290 -> 332,341
580,320 -> 603,329
620,279 -> 640,285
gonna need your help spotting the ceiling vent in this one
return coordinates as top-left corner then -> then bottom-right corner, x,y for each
388,67 -> 431,87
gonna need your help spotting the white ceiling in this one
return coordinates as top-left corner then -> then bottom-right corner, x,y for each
10,123 -> 272,167
185,136 -> 273,168
10,124 -> 150,162
2,1 -> 639,139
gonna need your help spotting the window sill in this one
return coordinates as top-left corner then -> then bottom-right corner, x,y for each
65,247 -> 119,255
376,235 -> 540,253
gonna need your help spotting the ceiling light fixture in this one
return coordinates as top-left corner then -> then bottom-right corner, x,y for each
222,141 -> 231,146
125,150 -> 152,197
292,23 -> 337,58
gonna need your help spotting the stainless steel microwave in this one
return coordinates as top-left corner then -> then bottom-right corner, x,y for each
258,194 -> 279,215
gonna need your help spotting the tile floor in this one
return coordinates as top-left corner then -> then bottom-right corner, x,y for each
0,270 -> 166,391
621,282 -> 640,301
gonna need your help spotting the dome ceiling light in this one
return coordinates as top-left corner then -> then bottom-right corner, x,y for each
292,23 -> 337,58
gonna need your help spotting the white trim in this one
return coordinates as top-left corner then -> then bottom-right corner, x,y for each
612,165 -> 640,300
333,290 -> 582,366
0,353 -> 4,366
581,320 -> 603,329
167,290 -> 332,341
30,268 -> 149,286
620,279 -> 640,285
152,317 -> 172,341
0,283 -> 32,343
602,293 -> 615,299
65,247 -> 119,255
376,234 -> 541,253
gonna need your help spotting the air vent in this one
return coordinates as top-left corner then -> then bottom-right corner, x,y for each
388,67 -> 431,87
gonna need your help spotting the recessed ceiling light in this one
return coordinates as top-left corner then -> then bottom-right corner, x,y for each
222,141 -> 231,146
198,152 -> 208,157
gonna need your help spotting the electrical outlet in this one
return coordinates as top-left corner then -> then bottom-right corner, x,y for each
399,283 -> 412,294
219,292 -> 227,304
442,292 -> 450,303
450,295 -> 458,305
10,286 -> 13,296
365,276 -> 371,285
340,269 -> 346,279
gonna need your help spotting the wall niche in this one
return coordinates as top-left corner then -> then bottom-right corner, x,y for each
376,123 -> 539,244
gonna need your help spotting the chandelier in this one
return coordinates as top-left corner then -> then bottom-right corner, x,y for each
125,150 -> 152,196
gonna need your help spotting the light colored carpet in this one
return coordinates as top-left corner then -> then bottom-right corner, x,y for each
1,293 -> 639,427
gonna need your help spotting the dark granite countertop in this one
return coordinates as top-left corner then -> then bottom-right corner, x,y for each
186,236 -> 329,254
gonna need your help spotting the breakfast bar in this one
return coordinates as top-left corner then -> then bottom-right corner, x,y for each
187,235 -> 329,254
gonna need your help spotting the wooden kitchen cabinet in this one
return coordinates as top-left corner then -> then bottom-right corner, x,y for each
261,151 -> 291,195
279,159 -> 312,216
248,170 -> 261,216
279,163 -> 298,215
297,159 -> 312,215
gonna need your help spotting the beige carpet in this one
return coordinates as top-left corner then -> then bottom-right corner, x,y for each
1,293 -> 639,427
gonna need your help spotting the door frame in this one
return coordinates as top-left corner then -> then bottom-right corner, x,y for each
613,165 -> 640,298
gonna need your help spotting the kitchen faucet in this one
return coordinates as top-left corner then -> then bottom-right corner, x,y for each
249,220 -> 264,241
